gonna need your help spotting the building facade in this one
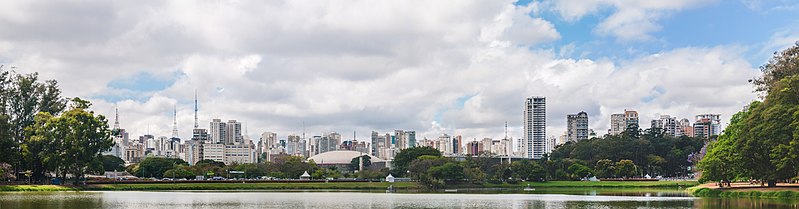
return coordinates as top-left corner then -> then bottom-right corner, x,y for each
566,111 -> 589,142
524,96 -> 546,159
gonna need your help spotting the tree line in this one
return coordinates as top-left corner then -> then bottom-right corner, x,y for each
120,155 -> 390,180
698,42 -> 799,187
0,69 -> 113,184
389,128 -> 704,188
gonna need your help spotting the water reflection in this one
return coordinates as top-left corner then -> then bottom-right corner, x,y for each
0,191 -> 797,209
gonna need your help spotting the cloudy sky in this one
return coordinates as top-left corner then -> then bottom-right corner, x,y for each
1,0 -> 797,143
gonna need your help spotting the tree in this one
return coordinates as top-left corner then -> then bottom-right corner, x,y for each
698,105 -> 751,186
568,163 -> 592,179
349,155 -> 372,171
133,157 -> 187,178
594,159 -> 616,178
101,155 -> 126,172
429,162 -> 464,181
511,160 -> 547,181
753,42 -> 799,93
391,146 -> 441,177
164,165 -> 196,179
616,160 -> 638,178
57,98 -> 114,183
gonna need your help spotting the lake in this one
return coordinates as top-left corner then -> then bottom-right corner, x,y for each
1,190 -> 797,209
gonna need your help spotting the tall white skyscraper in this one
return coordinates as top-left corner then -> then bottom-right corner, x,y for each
524,96 -> 546,159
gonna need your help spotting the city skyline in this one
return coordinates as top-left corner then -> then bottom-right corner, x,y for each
3,1 -> 792,144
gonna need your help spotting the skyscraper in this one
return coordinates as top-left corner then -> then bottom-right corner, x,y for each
566,111 -> 589,142
406,131 -> 416,148
524,96 -> 546,159
370,131 -> 379,156
394,130 -> 406,149
209,119 -> 227,144
226,120 -> 242,144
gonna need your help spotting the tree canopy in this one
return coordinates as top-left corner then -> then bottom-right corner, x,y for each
699,43 -> 799,187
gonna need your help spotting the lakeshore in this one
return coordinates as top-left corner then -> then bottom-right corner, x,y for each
0,180 -> 697,192
688,182 -> 799,199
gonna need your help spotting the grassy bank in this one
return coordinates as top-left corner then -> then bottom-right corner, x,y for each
86,182 -> 421,191
0,185 -> 77,192
474,181 -> 699,189
2,181 -> 698,192
688,187 -> 799,199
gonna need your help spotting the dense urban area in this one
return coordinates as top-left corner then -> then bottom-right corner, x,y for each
0,43 -> 797,191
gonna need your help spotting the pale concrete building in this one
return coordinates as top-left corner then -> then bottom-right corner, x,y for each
524,96 -> 546,159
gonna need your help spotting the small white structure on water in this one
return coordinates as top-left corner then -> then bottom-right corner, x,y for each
385,174 -> 395,183
300,171 -> 311,180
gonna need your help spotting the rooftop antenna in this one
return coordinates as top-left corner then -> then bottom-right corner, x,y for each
113,105 -> 120,130
172,106 -> 179,138
194,89 -> 199,129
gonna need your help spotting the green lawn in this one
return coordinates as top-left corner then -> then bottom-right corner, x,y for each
88,182 -> 420,191
0,185 -> 77,192
688,187 -> 799,199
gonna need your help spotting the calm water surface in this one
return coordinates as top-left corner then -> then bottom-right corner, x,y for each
1,191 -> 797,209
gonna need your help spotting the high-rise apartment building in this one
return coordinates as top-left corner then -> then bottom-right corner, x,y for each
371,131 -> 379,156
209,119 -> 227,144
566,111 -> 589,142
524,96 -> 546,159
394,130 -> 406,149
625,110 -> 639,129
406,131 -> 416,148
261,132 -> 278,149
610,113 -> 625,135
651,115 -> 677,136
226,120 -> 242,144
610,110 -> 639,135
693,114 -> 721,139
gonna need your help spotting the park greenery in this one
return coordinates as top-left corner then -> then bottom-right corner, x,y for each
0,69 -> 113,184
698,42 -> 799,187
389,130 -> 704,188
123,155 -> 390,180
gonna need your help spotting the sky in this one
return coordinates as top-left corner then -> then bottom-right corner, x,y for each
1,0 -> 797,143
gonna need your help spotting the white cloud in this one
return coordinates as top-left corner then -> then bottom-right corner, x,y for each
551,0 -> 719,41
0,0 -> 758,143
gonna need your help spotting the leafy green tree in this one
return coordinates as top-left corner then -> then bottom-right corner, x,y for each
312,167 -> 342,179
511,159 -> 547,181
752,42 -> 799,93
58,98 -> 114,183
133,157 -> 188,178
101,155 -> 126,172
594,159 -> 616,178
616,160 -> 638,178
349,155 -> 372,171
568,163 -> 592,179
275,155 -> 317,179
429,162 -> 464,181
164,165 -> 196,179
698,105 -> 751,186
391,146 -> 441,177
